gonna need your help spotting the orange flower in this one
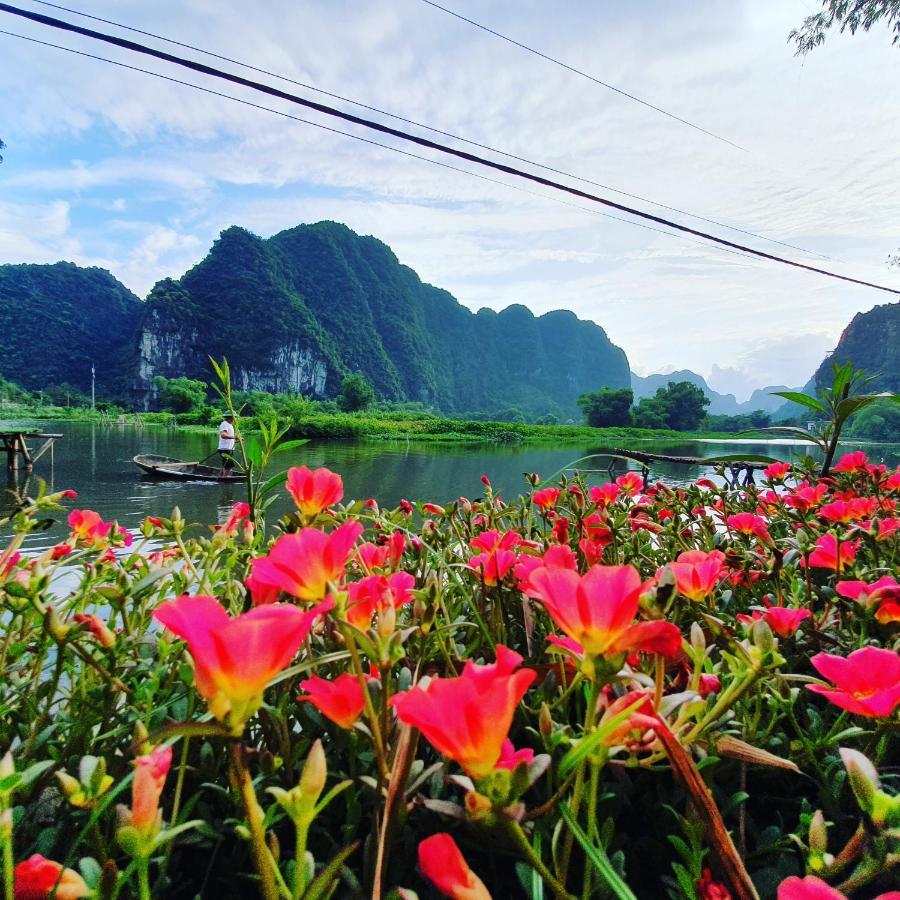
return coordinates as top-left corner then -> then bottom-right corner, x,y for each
665,549 -> 726,602
418,833 -> 491,900
298,672 -> 367,729
286,466 -> 343,517
391,645 -> 535,778
154,594 -> 332,726
246,521 -> 363,604
528,564 -> 681,659
129,744 -> 172,834
13,855 -> 90,899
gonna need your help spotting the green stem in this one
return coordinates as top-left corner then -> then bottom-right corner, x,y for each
2,810 -> 13,900
559,678 -> 600,881
229,743 -> 279,900
292,817 -> 311,900
137,856 -> 151,900
504,819 -> 570,900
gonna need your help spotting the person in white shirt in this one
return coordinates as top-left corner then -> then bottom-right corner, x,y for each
217,413 -> 236,473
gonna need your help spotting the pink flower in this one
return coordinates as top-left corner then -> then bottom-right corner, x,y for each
836,576 -> 899,621
74,614 -> 116,648
615,472 -> 644,496
417,833 -> 491,900
286,466 -> 343,517
665,549 -> 726,602
528,564 -> 681,659
217,502 -> 252,534
738,605 -> 811,638
496,738 -> 534,770
468,530 -> 521,586
726,512 -> 772,544
808,646 -> 900,717
246,521 -> 363,604
807,534 -> 859,572
391,646 -> 536,777
298,672 -> 367,729
777,875 -> 846,899
832,451 -> 869,473
589,483 -> 619,507
345,571 -> 415,629
763,461 -> 792,482
154,594 -> 332,725
785,482 -> 829,512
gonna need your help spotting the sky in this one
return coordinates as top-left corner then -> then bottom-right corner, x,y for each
1,0 -> 898,401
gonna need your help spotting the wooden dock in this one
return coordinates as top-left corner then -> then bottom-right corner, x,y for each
596,447 -> 768,485
0,431 -> 62,472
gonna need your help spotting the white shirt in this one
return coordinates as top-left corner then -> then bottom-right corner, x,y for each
217,420 -> 235,451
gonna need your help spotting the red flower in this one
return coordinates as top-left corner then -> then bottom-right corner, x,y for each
528,564 -> 681,659
1,551 -> 21,576
589,483 -> 619,507
807,534 -> 859,572
286,466 -> 343,517
154,594 -> 332,725
808,646 -> 900,717
665,549 -> 726,602
246,521 -> 363,604
299,672 -> 367,729
130,744 -> 172,833
698,868 -> 732,900
832,451 -> 869,473
551,515 -> 570,544
615,472 -> 644,496
819,498 -> 876,523
532,487 -> 560,509
217,501 -> 252,534
876,517 -> 899,542
417,833 -> 491,900
598,690 -> 656,749
345,571 -> 415,629
391,645 -> 535,777
13,855 -> 90,899
399,499 -> 413,515
763,461 -> 792,482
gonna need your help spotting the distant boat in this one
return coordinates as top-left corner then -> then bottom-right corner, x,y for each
133,453 -> 247,482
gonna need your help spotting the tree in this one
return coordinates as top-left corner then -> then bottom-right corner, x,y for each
789,1 -> 900,53
154,376 -> 207,413
577,388 -> 633,428
655,381 -> 710,431
631,397 -> 669,430
337,373 -> 375,412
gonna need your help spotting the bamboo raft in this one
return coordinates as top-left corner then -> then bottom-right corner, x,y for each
595,447 -> 769,485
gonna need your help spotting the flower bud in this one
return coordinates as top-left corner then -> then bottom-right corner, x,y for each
808,809 -> 828,856
299,739 -> 327,808
539,703 -> 553,738
690,622 -> 706,651
840,747 -> 880,817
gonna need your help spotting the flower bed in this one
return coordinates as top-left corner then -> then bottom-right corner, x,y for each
0,453 -> 897,899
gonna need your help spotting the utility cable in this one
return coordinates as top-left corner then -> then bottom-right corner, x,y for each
416,0 -> 747,151
1,3 -> 897,295
0,26 -> 767,268
21,0 -> 826,259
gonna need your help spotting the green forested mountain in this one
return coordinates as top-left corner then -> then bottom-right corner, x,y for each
810,301 -> 899,392
0,262 -> 142,396
135,221 -> 631,417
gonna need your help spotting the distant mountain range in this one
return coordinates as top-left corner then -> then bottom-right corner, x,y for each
631,370 -> 795,417
0,220 -> 896,422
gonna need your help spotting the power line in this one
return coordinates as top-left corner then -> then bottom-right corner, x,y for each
21,0 -> 827,259
1,3 -> 897,296
0,26 -> 765,267
416,0 -> 747,151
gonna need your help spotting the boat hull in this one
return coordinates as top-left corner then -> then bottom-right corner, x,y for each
132,454 -> 247,482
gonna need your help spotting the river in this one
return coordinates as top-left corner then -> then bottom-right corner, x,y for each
2,419 -> 897,550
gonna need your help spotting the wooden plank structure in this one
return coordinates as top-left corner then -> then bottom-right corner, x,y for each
0,431 -> 62,472
596,446 -> 768,486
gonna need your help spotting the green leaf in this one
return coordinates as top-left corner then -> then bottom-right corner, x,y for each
273,439 -> 310,454
560,696 -> 647,777
300,841 -> 359,900
559,803 -> 637,900
770,391 -> 825,413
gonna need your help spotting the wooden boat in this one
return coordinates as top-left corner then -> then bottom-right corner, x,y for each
133,454 -> 247,482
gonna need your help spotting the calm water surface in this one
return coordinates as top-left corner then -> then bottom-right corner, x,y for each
3,419 -> 897,550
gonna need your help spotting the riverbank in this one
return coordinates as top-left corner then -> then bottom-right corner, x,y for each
0,401 -> 776,445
